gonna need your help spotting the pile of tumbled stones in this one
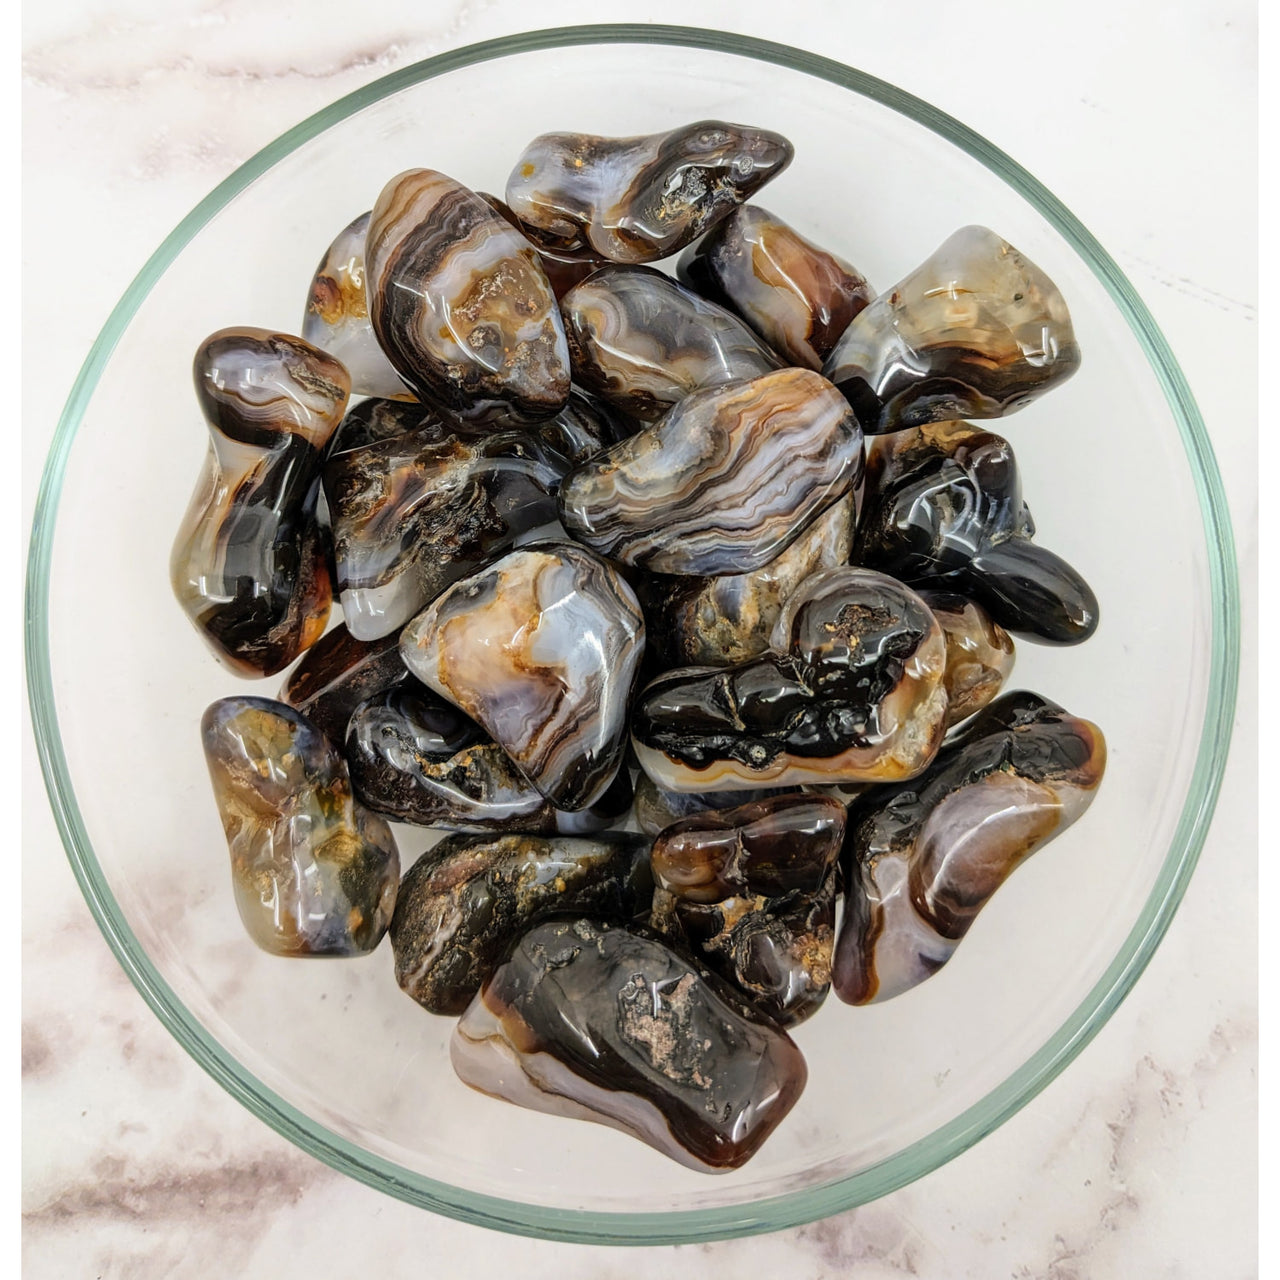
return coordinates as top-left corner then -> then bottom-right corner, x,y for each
176,120 -> 1106,1173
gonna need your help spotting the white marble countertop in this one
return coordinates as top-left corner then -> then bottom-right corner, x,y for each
22,1 -> 1257,1275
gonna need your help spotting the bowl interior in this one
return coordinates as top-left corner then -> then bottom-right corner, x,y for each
30,30 -> 1234,1241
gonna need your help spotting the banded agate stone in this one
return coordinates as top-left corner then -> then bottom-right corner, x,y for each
632,567 -> 948,792
400,544 -> 645,811
201,697 -> 399,957
302,211 -> 410,400
171,328 -> 348,678
855,421 -> 1099,644
451,918 -> 807,1171
649,794 -> 845,1025
678,205 -> 873,369
279,623 -> 409,745
822,226 -> 1080,433
917,590 -> 1016,729
365,169 -> 570,424
833,691 -> 1107,1004
344,688 -> 632,833
478,192 -> 613,298
560,265 -> 781,422
504,120 -> 793,264
324,422 -> 572,640
558,369 -> 862,576
390,833 -> 652,1014
635,492 -> 855,668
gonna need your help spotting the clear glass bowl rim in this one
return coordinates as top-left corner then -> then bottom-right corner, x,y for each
24,23 -> 1241,1245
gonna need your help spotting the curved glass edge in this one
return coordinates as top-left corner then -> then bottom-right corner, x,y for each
24,24 -> 1240,1246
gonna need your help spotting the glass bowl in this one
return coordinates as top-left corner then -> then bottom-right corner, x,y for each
25,24 -> 1239,1245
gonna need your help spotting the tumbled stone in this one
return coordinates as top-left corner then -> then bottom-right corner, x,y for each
561,265 -> 782,422
451,917 -> 808,1171
917,590 -> 1016,728
345,687 -> 632,833
678,204 -> 873,369
833,691 -> 1106,1004
635,493 -> 855,668
854,421 -> 1099,644
650,793 -> 844,902
201,696 -> 399,956
822,226 -> 1080,433
400,544 -> 645,810
171,328 -> 347,678
632,567 -> 948,792
558,369 -> 862,576
365,168 -> 570,424
279,623 -> 409,745
324,422 -> 572,640
504,121 -> 793,264
633,771 -> 798,838
302,211 -> 412,400
649,794 -> 843,1025
478,191 -> 614,298
391,833 -> 652,1015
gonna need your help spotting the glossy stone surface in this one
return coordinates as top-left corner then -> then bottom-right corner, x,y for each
558,369 -> 863,576
650,794 -> 844,902
323,396 -> 448,459
636,493 -> 855,668
478,191 -> 613,298
504,121 -> 793,264
632,567 -> 948,792
917,590 -> 1016,728
650,877 -> 836,1028
560,265 -> 781,422
278,623 -> 409,745
678,205 -> 873,369
451,917 -> 807,1172
400,544 -> 645,810
324,421 -> 572,640
633,772 -> 798,838
365,168 -> 570,424
301,211 -> 411,400
201,697 -> 399,956
650,795 -> 844,1026
833,691 -> 1107,1004
345,687 -> 633,833
855,421 -> 1099,644
171,328 -> 348,678
391,833 -> 652,1015
822,226 -> 1081,433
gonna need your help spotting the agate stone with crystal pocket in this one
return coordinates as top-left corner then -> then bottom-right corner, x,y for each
451,917 -> 808,1172
201,697 -> 400,957
171,327 -> 348,678
833,691 -> 1107,1004
649,794 -> 845,1025
678,204 -> 873,369
400,543 -> 645,811
635,493 -> 855,669
558,368 -> 863,576
391,833 -> 653,1015
365,168 -> 570,425
632,567 -> 948,792
504,120 -> 794,263
822,226 -> 1080,433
